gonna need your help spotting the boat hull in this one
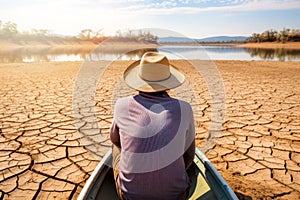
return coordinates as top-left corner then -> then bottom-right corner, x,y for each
78,148 -> 238,200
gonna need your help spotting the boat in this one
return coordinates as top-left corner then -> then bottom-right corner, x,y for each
77,147 -> 238,200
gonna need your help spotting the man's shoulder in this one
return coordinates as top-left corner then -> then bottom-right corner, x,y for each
166,98 -> 192,116
114,96 -> 132,110
116,96 -> 131,103
176,99 -> 192,109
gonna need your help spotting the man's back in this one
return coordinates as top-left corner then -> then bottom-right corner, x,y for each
110,92 -> 195,200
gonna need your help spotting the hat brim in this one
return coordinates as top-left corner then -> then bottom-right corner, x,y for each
123,60 -> 185,92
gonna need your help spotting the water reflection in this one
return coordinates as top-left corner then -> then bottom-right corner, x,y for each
0,47 -> 157,63
245,48 -> 300,61
0,48 -> 86,63
159,45 -> 300,61
84,48 -> 157,61
0,45 -> 300,62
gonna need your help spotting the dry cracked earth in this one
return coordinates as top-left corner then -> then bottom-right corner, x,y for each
0,60 -> 299,199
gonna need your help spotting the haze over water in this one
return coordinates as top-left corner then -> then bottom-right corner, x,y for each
1,45 -> 300,63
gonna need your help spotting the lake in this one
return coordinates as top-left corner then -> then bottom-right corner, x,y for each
1,45 -> 300,63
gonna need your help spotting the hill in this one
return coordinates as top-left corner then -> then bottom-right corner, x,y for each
197,36 -> 247,42
158,36 -> 248,43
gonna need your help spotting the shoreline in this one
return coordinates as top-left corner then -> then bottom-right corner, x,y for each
1,39 -> 300,51
238,42 -> 300,49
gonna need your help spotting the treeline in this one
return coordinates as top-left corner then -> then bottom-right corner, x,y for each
0,20 -> 57,37
0,20 -> 18,36
198,40 -> 245,44
0,19 -> 75,45
79,29 -> 158,43
247,28 -> 300,43
0,19 -> 158,44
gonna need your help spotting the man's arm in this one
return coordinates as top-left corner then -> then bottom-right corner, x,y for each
110,121 -> 121,148
184,106 -> 196,169
184,140 -> 195,169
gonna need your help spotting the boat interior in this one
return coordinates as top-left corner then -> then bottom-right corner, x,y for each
94,156 -> 220,200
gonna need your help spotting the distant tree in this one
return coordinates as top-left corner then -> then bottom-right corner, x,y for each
144,31 -> 158,43
247,28 -> 300,43
2,21 -> 18,35
261,29 -> 277,42
289,29 -> 300,42
93,28 -> 104,39
78,28 -> 158,43
269,29 -> 278,42
31,29 -> 51,36
248,33 -> 260,42
279,28 -> 290,43
126,29 -> 134,39
115,30 -> 122,38
113,29 -> 158,43
137,30 -> 158,43
78,28 -> 105,43
79,29 -> 93,40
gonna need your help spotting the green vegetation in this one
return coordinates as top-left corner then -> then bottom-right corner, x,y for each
0,19 -> 79,45
0,20 -> 18,35
0,19 -> 158,44
0,19 -> 55,37
247,28 -> 300,43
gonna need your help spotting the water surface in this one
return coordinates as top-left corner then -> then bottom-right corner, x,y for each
1,45 -> 300,63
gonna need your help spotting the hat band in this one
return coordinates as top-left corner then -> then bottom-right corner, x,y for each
138,72 -> 171,82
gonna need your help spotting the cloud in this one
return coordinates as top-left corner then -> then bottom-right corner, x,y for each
0,0 -> 298,36
234,0 -> 300,11
2,0 -> 299,15
117,0 -> 300,15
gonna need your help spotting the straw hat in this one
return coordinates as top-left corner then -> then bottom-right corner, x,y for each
123,52 -> 185,92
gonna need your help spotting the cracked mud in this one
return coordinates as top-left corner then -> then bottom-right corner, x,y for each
0,60 -> 299,199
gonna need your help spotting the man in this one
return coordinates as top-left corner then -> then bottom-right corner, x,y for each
110,52 -> 195,200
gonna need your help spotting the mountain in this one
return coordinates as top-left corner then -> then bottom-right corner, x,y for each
196,36 -> 248,42
158,37 -> 196,43
158,36 -> 248,43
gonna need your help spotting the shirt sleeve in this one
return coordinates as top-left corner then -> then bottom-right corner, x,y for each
184,140 -> 195,170
110,120 -> 121,148
183,108 -> 195,169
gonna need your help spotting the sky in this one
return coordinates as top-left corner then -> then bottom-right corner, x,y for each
0,0 -> 299,38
